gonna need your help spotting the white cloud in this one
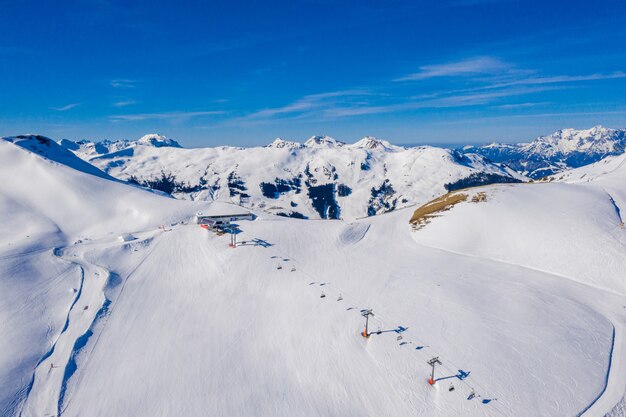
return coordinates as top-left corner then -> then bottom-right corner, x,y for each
245,90 -> 372,119
109,110 -> 224,121
110,79 -> 136,88
395,57 -> 511,81
113,99 -> 137,107
485,72 -> 626,89
51,103 -> 81,111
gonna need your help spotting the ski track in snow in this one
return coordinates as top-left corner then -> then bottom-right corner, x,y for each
16,229 -> 164,417
605,190 -> 624,226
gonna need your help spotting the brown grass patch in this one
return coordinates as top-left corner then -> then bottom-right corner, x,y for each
409,192 -> 468,230
471,192 -> 487,203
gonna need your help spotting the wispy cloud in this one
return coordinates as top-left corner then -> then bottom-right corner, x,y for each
493,102 -> 552,109
110,79 -> 136,88
484,71 -> 626,89
395,57 -> 513,81
322,87 -> 558,118
245,90 -> 373,119
110,110 -> 224,122
112,99 -> 137,107
237,84 -> 557,121
51,103 -> 81,111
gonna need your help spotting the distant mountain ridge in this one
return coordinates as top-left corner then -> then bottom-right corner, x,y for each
461,125 -> 626,179
59,134 -> 182,159
54,133 -> 524,220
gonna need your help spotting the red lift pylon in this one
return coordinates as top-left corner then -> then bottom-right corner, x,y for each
361,309 -> 374,338
427,357 -> 442,385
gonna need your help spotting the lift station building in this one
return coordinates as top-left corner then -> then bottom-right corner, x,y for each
194,203 -> 254,229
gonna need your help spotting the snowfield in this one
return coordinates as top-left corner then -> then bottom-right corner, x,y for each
1,133 -> 625,417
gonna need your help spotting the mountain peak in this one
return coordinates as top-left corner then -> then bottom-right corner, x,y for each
266,138 -> 304,149
351,136 -> 401,151
137,134 -> 182,148
304,135 -> 345,148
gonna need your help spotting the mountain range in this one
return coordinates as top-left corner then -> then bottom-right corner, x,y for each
461,125 -> 626,179
43,125 -> 624,219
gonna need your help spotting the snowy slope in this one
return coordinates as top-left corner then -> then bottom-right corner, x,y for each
3,135 -> 112,180
546,151 -> 626,230
18,199 -> 621,417
410,183 -> 626,293
59,134 -> 524,220
462,125 -> 626,178
0,138 -> 205,416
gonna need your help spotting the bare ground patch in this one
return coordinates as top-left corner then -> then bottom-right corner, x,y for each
410,190 -> 489,230
409,192 -> 468,230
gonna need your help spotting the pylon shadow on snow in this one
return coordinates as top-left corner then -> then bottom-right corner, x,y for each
374,325 -> 409,335
434,369 -> 471,383
238,238 -> 273,247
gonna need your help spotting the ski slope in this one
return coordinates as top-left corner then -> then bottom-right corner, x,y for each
1,136 -> 625,416
0,138 -> 204,416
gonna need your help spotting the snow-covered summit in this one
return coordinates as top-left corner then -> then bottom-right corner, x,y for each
527,125 -> 623,155
349,136 -> 403,152
304,135 -> 345,148
136,133 -> 182,148
265,138 -> 305,149
57,134 -> 181,160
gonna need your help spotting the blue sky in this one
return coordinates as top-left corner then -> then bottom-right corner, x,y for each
1,0 -> 626,147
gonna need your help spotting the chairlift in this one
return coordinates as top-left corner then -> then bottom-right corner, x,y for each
290,266 -> 296,272
277,265 -> 283,270
320,292 -> 326,298
337,294 -> 343,301
449,383 -> 455,392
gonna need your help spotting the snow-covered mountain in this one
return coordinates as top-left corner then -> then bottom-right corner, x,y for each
58,134 -> 525,220
3,130 -> 626,417
58,133 -> 182,160
461,125 -> 626,179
